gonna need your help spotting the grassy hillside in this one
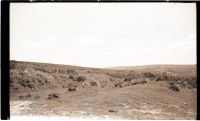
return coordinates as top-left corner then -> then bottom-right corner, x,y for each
10,60 -> 196,93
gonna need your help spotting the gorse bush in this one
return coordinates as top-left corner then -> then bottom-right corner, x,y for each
143,72 -> 155,78
90,81 -> 98,86
169,84 -> 179,92
48,93 -> 59,99
68,86 -> 76,91
115,82 -> 123,88
168,82 -> 179,92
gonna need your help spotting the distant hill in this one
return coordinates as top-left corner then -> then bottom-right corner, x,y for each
105,64 -> 196,77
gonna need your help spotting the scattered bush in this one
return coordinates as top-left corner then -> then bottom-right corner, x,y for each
124,77 -> 132,82
115,82 -> 123,88
156,77 -> 162,81
131,80 -> 147,85
67,83 -> 77,91
69,75 -> 74,79
140,80 -> 147,84
90,81 -> 98,86
168,82 -> 179,92
18,93 -> 32,99
26,93 -> 32,98
74,76 -> 86,82
187,77 -> 197,88
108,109 -> 117,112
143,72 -> 155,78
19,96 -> 25,99
169,85 -> 179,92
27,83 -> 34,88
68,86 -> 76,91
19,79 -> 37,88
131,82 -> 139,85
19,80 -> 28,87
169,81 -> 174,86
48,93 -> 59,99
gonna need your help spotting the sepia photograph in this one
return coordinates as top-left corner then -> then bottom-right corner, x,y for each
9,3 -> 196,119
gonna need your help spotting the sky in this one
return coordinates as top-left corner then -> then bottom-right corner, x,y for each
10,3 -> 196,68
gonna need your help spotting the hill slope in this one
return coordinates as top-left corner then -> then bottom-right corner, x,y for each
10,60 -> 197,119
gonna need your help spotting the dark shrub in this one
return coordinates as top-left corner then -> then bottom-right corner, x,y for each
161,72 -> 169,80
69,75 -> 74,79
169,85 -> 179,92
115,82 -> 123,88
68,83 -> 77,91
131,82 -> 139,85
68,87 -> 76,91
156,77 -> 162,81
19,80 -> 27,87
26,93 -> 32,98
187,77 -> 197,88
27,83 -> 34,88
108,109 -> 117,112
76,76 -> 86,82
140,80 -> 147,84
169,81 -> 174,86
19,96 -> 25,99
168,82 -> 179,92
143,72 -> 155,78
131,80 -> 147,85
124,77 -> 132,82
90,81 -> 98,86
48,93 -> 59,99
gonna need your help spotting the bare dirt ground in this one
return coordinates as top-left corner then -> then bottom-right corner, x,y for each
10,60 -> 197,119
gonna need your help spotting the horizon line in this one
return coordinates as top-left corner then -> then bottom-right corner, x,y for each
10,59 -> 196,69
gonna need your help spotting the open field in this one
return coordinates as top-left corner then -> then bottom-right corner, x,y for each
10,60 -> 197,119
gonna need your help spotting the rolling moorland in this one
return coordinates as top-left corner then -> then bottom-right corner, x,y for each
10,60 -> 197,119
